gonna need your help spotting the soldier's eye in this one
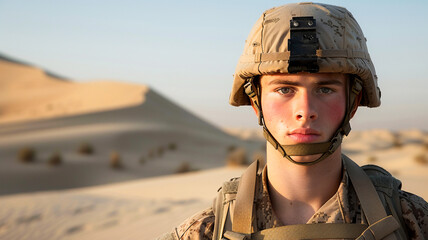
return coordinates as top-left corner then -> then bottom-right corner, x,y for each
317,87 -> 333,94
277,87 -> 292,95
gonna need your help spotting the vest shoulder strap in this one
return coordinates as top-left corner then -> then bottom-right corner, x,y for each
213,157 -> 407,240
213,177 -> 240,240
213,159 -> 260,240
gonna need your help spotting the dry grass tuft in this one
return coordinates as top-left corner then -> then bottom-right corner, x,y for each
78,143 -> 94,155
390,170 -> 400,177
168,143 -> 177,151
147,146 -> 165,159
227,145 -> 237,153
47,152 -> 62,166
110,151 -> 122,169
18,147 -> 36,163
226,148 -> 248,167
392,134 -> 403,148
366,155 -> 377,163
175,162 -> 192,174
414,153 -> 428,165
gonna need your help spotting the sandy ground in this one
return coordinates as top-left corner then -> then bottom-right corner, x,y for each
0,167 -> 246,240
1,130 -> 427,240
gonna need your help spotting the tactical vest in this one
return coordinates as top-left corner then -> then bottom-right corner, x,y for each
212,155 -> 408,240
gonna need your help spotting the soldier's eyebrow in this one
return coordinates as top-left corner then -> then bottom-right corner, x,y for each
315,79 -> 344,86
268,79 -> 344,86
268,79 -> 302,86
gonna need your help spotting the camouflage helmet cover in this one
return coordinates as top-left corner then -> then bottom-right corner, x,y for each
230,2 -> 381,108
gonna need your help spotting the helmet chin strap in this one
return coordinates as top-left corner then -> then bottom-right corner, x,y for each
244,76 -> 362,166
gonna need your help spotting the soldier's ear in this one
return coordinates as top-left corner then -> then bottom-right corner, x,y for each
350,92 -> 362,119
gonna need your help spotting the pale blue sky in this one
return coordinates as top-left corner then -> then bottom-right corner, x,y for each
1,1 -> 427,130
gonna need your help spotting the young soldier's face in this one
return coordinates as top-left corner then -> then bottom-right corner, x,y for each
260,73 -> 347,159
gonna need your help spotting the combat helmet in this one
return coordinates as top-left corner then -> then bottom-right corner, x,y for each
230,2 -> 381,165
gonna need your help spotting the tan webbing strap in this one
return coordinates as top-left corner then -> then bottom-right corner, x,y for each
232,160 -> 259,235
213,188 -> 226,240
224,231 -> 248,240
344,156 -> 388,224
356,216 -> 400,240
344,155 -> 400,240
281,142 -> 331,156
316,49 -> 369,59
238,49 -> 369,63
259,52 -> 290,62
250,223 -> 368,240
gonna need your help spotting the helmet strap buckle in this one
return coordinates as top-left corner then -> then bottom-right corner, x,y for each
244,78 -> 264,126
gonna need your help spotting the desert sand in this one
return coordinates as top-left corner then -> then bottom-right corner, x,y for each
1,54 -> 427,240
0,167 -> 246,240
1,130 -> 427,240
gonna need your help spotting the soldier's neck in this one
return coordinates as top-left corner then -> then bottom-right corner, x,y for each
265,144 -> 343,225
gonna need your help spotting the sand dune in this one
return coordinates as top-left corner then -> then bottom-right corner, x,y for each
0,90 -> 261,195
224,127 -> 264,141
0,54 -> 148,124
0,54 -> 263,196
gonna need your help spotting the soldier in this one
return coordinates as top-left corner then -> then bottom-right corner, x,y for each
158,2 -> 428,240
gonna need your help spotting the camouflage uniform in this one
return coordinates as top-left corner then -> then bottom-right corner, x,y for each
161,164 -> 428,240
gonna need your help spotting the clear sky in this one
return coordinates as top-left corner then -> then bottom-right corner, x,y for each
1,0 -> 427,130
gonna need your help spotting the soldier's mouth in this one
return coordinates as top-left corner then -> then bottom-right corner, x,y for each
288,128 -> 321,143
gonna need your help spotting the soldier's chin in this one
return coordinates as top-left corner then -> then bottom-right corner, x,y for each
290,154 -> 323,164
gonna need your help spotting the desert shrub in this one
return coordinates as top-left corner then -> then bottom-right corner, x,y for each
78,143 -> 94,155
390,170 -> 400,177
392,134 -> 402,148
366,155 -> 377,163
110,151 -> 122,169
47,152 -> 62,166
168,142 -> 177,151
175,162 -> 192,173
226,148 -> 248,167
18,147 -> 36,163
414,153 -> 428,165
227,145 -> 237,153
